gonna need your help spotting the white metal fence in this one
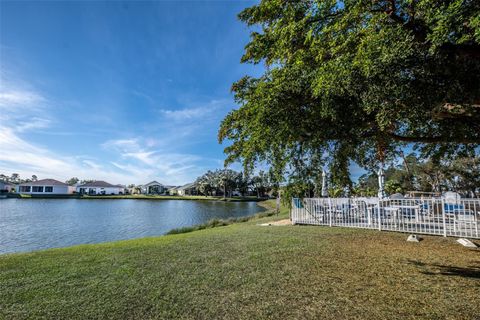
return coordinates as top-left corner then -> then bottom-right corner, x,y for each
291,197 -> 480,239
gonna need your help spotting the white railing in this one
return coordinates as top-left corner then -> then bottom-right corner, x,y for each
291,197 -> 480,239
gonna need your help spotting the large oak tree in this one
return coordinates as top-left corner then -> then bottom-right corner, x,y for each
219,0 -> 480,185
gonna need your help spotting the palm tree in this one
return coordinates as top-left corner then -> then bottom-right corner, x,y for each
10,173 -> 19,183
65,177 -> 80,186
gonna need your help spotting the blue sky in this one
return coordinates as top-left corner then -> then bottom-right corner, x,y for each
0,0 -> 265,185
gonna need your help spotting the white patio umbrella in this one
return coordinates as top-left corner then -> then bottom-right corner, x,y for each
377,166 -> 385,199
321,169 -> 328,197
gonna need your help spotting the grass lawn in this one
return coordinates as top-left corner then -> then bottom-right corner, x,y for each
0,201 -> 478,319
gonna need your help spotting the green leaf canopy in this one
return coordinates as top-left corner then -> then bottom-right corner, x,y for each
219,0 -> 480,184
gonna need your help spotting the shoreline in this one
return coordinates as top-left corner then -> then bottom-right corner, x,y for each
4,194 -> 267,202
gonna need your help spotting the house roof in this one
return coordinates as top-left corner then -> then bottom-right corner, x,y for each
18,179 -> 68,186
78,180 -> 119,188
143,180 -> 164,187
177,182 -> 196,190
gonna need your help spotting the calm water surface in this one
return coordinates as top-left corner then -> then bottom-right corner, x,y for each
0,199 -> 264,254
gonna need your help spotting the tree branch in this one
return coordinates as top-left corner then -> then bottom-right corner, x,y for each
306,11 -> 342,25
386,132 -> 480,144
371,1 -> 427,42
440,43 -> 480,59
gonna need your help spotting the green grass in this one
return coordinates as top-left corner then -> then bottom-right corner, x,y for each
166,206 -> 278,235
0,201 -> 478,319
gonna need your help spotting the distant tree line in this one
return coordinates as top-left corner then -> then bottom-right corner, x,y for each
0,173 -> 37,184
356,155 -> 480,197
0,174 -> 96,187
195,169 -> 275,198
280,155 -> 480,199
63,178 -> 96,186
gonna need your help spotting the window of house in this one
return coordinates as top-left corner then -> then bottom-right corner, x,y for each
45,186 -> 53,192
32,186 -> 44,192
20,186 -> 31,192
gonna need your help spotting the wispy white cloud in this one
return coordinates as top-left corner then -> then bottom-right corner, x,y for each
158,98 -> 230,121
0,127 -> 71,171
97,98 -> 234,183
159,107 -> 207,120
0,76 -> 228,185
82,159 -> 103,171
102,138 -> 141,153
0,127 -> 139,184
15,117 -> 52,132
0,78 -> 54,135
145,98 -> 232,151
102,137 -> 211,184
0,90 -> 45,109
0,79 -> 137,183
124,151 -> 158,166
131,90 -> 155,104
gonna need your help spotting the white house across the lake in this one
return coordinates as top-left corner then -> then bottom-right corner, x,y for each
176,183 -> 198,196
142,181 -> 166,195
0,180 -> 15,193
76,181 -> 125,195
16,179 -> 75,194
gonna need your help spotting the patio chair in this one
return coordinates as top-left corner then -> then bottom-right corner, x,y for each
444,203 -> 475,221
351,200 -> 372,225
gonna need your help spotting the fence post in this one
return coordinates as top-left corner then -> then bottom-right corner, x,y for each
328,198 -> 332,227
441,198 -> 447,237
475,200 -> 478,238
377,198 -> 382,231
291,198 -> 294,223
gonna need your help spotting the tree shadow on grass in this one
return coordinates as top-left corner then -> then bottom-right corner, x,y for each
407,260 -> 480,279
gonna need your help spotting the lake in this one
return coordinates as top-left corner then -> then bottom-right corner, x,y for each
0,199 -> 264,254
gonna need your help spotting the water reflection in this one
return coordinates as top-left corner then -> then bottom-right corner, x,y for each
0,199 -> 263,254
